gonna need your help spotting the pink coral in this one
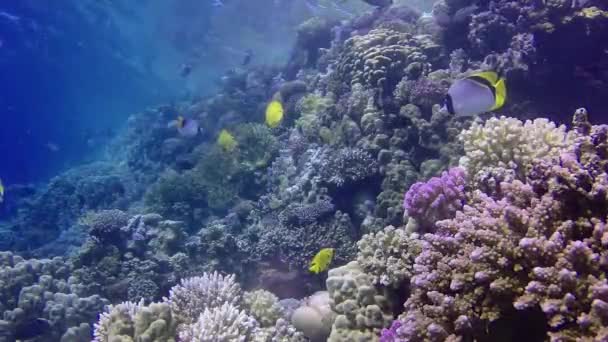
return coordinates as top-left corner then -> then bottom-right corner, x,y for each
394,118 -> 608,341
403,167 -> 467,231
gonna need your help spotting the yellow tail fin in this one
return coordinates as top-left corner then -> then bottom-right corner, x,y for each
491,78 -> 507,110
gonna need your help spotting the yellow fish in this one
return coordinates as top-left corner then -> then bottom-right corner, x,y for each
309,248 -> 334,274
217,129 -> 237,151
0,178 -> 3,203
265,100 -> 284,128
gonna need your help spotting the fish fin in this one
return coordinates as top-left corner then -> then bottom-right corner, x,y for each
309,263 -> 319,273
491,78 -> 507,110
471,71 -> 499,85
177,116 -> 185,128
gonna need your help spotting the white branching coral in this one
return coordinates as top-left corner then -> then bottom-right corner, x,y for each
178,302 -> 258,342
243,289 -> 284,327
93,300 -> 177,342
93,300 -> 145,342
164,272 -> 241,325
356,225 -> 422,287
459,116 -> 570,178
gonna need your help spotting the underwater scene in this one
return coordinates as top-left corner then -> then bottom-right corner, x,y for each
0,0 -> 607,341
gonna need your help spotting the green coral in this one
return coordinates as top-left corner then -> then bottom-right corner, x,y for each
296,93 -> 335,141
234,123 -> 279,171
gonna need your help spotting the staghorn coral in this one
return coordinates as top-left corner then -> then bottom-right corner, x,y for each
178,302 -> 258,342
356,226 -> 422,287
326,261 -> 394,341
164,272 -> 241,326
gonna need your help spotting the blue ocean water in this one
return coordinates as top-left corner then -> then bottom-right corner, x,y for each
0,2 -> 170,183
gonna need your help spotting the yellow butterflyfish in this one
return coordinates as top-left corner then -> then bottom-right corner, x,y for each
309,248 -> 334,274
0,178 -> 4,203
265,100 -> 284,128
217,129 -> 237,151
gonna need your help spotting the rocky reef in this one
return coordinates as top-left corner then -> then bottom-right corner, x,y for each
0,0 -> 607,341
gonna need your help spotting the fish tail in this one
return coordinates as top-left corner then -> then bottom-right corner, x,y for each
492,78 -> 507,110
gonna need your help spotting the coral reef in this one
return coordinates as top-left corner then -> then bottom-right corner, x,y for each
92,272 -> 304,341
378,115 -> 608,341
93,300 -> 177,342
243,289 -> 284,327
165,272 -> 241,326
3,2 -> 608,341
0,251 -> 108,341
459,116 -> 570,180
326,261 -> 394,341
403,167 -> 467,231
178,302 -> 258,341
330,28 -> 437,97
356,225 -> 422,287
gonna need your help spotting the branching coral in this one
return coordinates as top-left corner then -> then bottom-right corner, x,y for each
403,167 -> 467,231
164,272 -> 241,326
178,302 -> 258,342
278,199 -> 336,226
256,211 -> 358,270
356,226 -> 422,287
389,116 -> 608,341
459,116 -> 570,180
93,300 -> 177,342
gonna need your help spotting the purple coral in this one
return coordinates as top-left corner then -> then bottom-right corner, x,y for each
397,117 -> 608,341
380,320 -> 403,342
403,167 -> 466,230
